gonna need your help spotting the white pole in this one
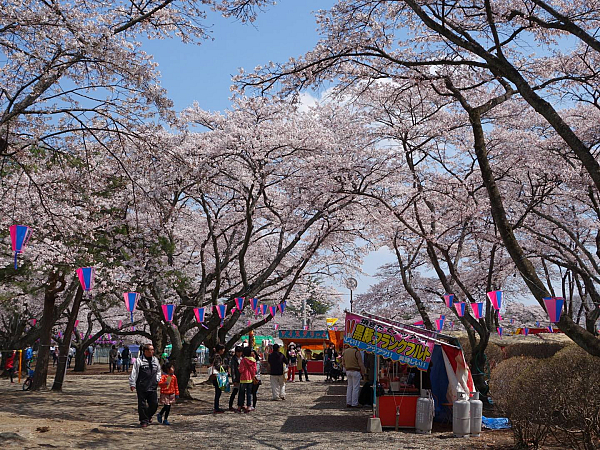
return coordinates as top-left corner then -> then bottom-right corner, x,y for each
373,327 -> 378,418
302,297 -> 307,328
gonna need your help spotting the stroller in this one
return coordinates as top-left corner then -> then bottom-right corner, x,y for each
329,360 -> 345,382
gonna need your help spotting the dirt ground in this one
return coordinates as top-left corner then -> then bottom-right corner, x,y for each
0,367 -> 519,450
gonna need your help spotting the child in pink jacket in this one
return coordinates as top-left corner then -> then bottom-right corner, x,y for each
237,347 -> 257,412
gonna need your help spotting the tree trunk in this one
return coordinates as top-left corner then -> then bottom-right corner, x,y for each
469,334 -> 491,402
52,286 -> 83,391
166,325 -> 195,399
148,319 -> 167,358
73,330 -> 105,372
31,272 -> 66,391
30,292 -> 55,390
173,343 -> 195,399
469,109 -> 600,357
73,346 -> 87,372
586,313 -> 600,336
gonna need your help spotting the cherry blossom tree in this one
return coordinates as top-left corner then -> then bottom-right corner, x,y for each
0,0 -> 271,161
237,0 -> 600,357
0,122 -> 157,388
342,79 -> 524,395
79,97 -> 378,396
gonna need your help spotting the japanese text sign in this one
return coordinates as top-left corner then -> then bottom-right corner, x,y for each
344,313 -> 434,371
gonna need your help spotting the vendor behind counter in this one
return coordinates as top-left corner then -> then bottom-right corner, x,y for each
408,365 -> 432,390
370,357 -> 432,394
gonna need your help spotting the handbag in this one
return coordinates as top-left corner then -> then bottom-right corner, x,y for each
217,367 -> 230,392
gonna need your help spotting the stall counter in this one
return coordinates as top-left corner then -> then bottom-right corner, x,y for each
378,393 -> 419,428
306,360 -> 323,374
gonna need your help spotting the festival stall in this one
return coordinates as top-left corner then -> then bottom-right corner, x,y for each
345,312 -> 474,428
515,327 -> 562,335
279,329 -> 344,374
241,334 -> 275,348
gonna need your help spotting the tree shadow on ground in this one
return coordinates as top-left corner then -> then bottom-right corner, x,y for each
325,385 -> 347,396
280,415 -> 368,433
310,398 -> 343,410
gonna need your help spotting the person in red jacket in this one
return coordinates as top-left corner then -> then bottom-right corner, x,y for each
157,362 -> 179,425
5,351 -> 16,383
237,347 -> 257,412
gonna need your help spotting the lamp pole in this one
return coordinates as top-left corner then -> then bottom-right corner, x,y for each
302,297 -> 307,329
345,278 -> 358,312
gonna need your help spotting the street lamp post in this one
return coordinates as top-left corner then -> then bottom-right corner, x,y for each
345,278 -> 358,312
302,297 -> 307,329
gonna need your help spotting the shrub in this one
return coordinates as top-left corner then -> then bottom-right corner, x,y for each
458,337 -> 504,379
458,338 -> 501,365
490,357 -> 549,449
484,343 -> 504,372
490,346 -> 600,450
541,346 -> 600,450
504,342 -> 566,360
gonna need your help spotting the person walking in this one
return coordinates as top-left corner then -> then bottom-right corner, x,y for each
129,343 -> 161,428
190,356 -> 197,377
228,346 -> 243,411
121,346 -> 131,372
109,345 -> 118,373
251,349 -> 262,409
325,343 -> 337,382
5,350 -> 16,383
67,346 -> 75,368
268,344 -> 288,401
87,345 -> 94,365
342,345 -> 366,407
237,347 -> 257,412
286,344 -> 297,382
297,345 -> 309,381
157,362 -> 179,425
210,344 -> 226,414
51,346 -> 57,366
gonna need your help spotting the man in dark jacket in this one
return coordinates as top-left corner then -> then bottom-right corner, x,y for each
129,343 -> 161,427
121,346 -> 130,373
228,346 -> 243,411
268,344 -> 288,400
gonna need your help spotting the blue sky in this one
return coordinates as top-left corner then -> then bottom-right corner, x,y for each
142,1 -> 396,304
144,1 -> 335,113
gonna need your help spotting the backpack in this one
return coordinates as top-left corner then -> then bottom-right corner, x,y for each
359,382 -> 373,405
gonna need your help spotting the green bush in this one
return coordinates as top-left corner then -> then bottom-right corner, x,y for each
490,346 -> 600,450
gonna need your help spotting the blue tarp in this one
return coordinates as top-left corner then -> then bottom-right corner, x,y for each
430,344 -> 452,422
482,416 -> 511,429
